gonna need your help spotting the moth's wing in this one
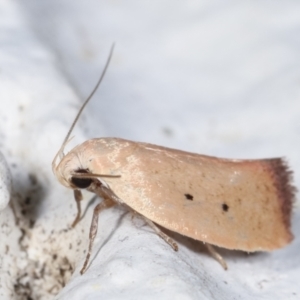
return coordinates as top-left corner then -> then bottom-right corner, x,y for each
92,138 -> 295,251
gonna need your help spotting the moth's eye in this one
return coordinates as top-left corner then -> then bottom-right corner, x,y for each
70,169 -> 93,189
71,177 -> 92,189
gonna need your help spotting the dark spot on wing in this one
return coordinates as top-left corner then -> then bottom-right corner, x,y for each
184,193 -> 194,201
222,203 -> 229,212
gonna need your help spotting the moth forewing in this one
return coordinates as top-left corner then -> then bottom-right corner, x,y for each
56,137 -> 294,254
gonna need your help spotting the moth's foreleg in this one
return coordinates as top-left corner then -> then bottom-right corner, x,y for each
143,217 -> 178,251
72,189 -> 83,228
205,243 -> 228,270
80,197 -> 115,274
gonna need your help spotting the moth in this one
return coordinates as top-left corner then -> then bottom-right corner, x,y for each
52,45 -> 295,274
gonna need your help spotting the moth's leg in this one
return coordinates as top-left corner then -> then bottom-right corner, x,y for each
72,189 -> 83,228
130,210 -> 138,221
143,217 -> 178,251
80,197 -> 115,274
205,244 -> 228,270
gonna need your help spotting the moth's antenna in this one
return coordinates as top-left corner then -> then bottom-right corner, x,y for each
52,43 -> 115,171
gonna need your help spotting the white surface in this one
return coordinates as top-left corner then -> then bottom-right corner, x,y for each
0,0 -> 299,299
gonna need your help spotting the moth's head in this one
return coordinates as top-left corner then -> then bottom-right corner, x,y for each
52,127 -> 96,189
52,142 -> 120,191
52,150 -> 92,189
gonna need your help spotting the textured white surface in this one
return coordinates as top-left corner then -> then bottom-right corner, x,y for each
0,0 -> 299,299
0,152 -> 12,211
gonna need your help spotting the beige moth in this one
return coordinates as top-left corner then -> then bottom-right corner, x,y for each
52,45 -> 295,274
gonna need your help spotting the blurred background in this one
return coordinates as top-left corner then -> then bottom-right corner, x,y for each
19,1 -> 300,162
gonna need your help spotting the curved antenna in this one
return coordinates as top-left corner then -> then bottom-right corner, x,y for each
52,44 -> 115,171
